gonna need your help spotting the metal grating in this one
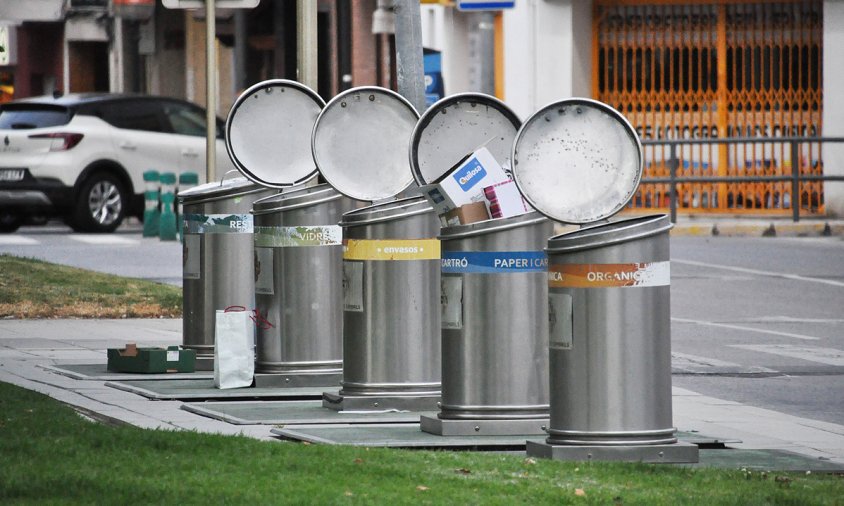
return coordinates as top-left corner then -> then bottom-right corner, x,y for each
594,1 -> 823,214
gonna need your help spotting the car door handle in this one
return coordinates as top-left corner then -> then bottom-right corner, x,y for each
119,142 -> 137,151
181,150 -> 199,158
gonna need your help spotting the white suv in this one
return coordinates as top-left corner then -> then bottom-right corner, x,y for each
0,93 -> 234,233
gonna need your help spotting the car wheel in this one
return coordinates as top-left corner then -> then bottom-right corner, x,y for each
72,173 -> 126,233
0,211 -> 22,233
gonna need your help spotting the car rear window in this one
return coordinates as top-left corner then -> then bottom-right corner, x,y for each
0,105 -> 72,129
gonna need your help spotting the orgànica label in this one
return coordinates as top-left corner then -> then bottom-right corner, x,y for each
441,251 -> 548,274
183,213 -> 253,234
548,261 -> 670,288
343,239 -> 440,261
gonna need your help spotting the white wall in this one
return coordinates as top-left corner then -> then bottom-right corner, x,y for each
502,0 -> 591,120
421,1 -> 592,120
823,0 -> 844,217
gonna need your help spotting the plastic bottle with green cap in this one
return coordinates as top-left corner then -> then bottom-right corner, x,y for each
159,172 -> 178,241
142,170 -> 160,237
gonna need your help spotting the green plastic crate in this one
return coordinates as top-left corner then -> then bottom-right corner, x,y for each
107,345 -> 196,373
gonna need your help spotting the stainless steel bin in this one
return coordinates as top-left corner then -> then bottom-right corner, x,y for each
179,177 -> 277,370
326,196 -> 441,410
545,214 -> 675,445
513,98 -> 697,462
421,211 -> 552,436
251,183 -> 356,381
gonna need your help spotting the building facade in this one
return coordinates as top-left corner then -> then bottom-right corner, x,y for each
1,0 -> 841,217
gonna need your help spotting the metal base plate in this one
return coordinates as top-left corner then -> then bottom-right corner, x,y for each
527,440 -> 700,463
420,415 -> 549,436
105,378 -> 330,401
40,363 -> 212,381
194,355 -> 214,371
181,400 -> 433,425
271,423 -> 543,449
254,372 -> 342,388
322,391 -> 440,412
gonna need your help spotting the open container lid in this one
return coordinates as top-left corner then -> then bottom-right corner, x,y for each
225,79 -> 325,188
409,93 -> 521,185
512,98 -> 643,224
311,86 -> 419,201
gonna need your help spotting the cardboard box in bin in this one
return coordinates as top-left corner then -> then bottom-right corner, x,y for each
107,343 -> 196,373
442,201 -> 490,226
484,180 -> 532,219
419,147 -> 510,216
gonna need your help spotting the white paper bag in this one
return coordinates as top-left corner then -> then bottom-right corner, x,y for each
214,310 -> 254,389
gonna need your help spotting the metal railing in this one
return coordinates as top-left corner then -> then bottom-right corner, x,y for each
639,137 -> 844,223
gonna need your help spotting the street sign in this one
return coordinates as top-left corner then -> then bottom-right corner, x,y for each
457,0 -> 515,11
162,0 -> 259,8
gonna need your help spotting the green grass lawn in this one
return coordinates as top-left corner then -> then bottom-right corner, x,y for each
0,254 -> 181,319
1,382 -> 842,505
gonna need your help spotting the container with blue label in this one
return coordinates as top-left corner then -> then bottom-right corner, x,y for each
409,93 -> 552,436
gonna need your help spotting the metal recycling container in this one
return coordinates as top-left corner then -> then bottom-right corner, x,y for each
513,98 -> 685,454
251,183 -> 356,374
438,211 -> 553,420
179,177 -> 277,369
544,215 -> 675,445
225,79 -> 338,378
338,196 -> 441,398
311,86 -> 442,408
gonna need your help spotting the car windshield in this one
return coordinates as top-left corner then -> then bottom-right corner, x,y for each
0,105 -> 71,129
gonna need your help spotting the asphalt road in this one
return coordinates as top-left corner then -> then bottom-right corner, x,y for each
1,224 -> 842,426
670,235 -> 844,426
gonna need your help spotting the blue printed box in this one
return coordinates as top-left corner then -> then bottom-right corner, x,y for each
418,147 -> 509,216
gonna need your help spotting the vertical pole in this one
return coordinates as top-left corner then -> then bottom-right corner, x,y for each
337,0 -> 353,92
791,140 -> 800,222
297,0 -> 318,90
475,11 -> 496,95
234,11 -> 247,92
205,0 -> 217,183
716,5 -> 728,211
393,0 -> 426,113
669,142 -> 678,224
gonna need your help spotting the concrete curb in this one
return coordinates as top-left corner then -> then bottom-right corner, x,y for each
671,221 -> 844,237
553,219 -> 844,238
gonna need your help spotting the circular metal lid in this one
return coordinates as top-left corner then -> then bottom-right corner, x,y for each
225,79 -> 325,188
410,93 -> 520,185
312,86 -> 419,201
512,98 -> 643,224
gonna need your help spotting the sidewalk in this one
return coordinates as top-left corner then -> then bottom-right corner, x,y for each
1,318 -> 843,466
